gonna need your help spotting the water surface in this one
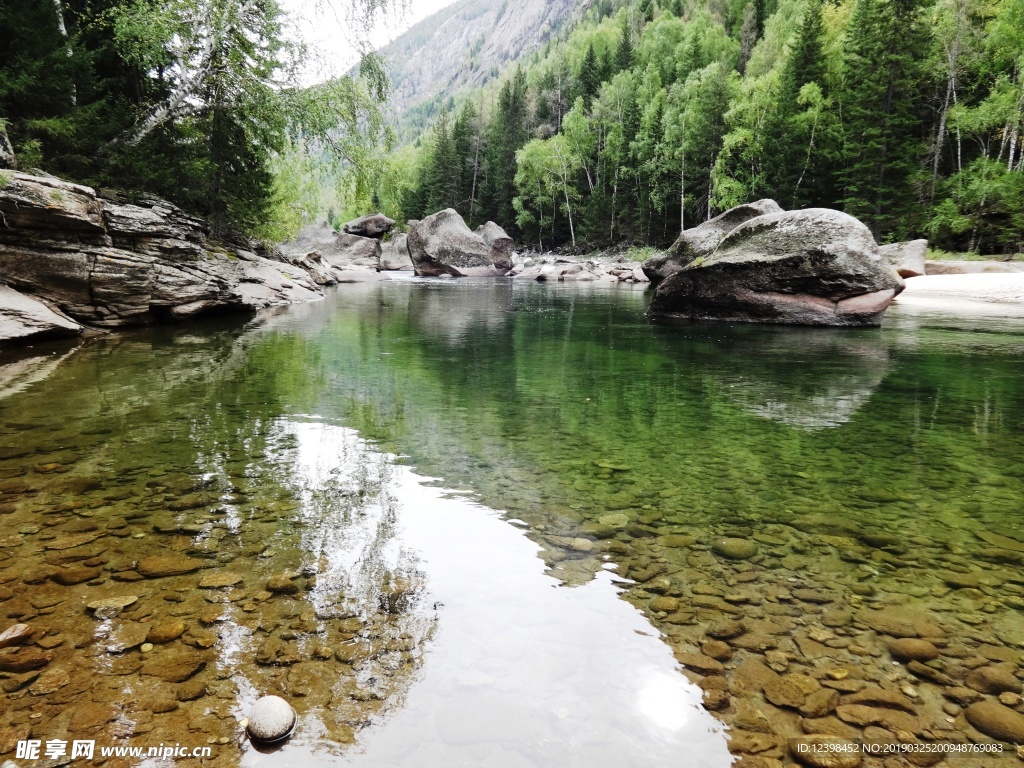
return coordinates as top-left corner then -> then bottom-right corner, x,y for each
1,278 -> 1023,766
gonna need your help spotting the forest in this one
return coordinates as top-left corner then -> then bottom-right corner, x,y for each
0,0 -> 392,241
394,0 -> 1024,253
2,0 -> 1023,254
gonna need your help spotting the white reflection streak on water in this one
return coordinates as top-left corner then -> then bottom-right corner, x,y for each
242,421 -> 731,768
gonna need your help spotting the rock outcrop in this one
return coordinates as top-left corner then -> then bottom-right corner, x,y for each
0,285 -> 81,342
407,209 -> 511,277
380,234 -> 414,271
0,172 -> 339,344
647,208 -> 905,327
277,222 -> 381,271
879,239 -> 927,278
642,199 -> 783,284
343,213 -> 395,239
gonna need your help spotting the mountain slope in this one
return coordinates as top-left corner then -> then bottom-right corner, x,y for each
382,0 -> 582,131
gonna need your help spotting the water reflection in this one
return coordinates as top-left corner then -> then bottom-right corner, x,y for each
708,331 -> 891,429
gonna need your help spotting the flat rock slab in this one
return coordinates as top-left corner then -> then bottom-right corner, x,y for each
198,572 -> 243,589
140,652 -> 206,682
0,647 -> 53,673
86,595 -> 138,618
106,621 -> 152,653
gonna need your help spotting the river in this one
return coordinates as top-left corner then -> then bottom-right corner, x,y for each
1,277 -> 1022,767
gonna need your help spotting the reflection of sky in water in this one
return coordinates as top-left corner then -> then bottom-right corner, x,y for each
243,421 -> 729,768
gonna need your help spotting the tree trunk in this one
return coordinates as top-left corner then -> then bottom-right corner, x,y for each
53,0 -> 76,106
930,0 -> 964,201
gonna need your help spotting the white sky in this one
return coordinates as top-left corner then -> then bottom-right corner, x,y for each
279,0 -> 461,84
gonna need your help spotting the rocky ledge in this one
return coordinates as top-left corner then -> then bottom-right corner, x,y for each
0,172 -> 350,345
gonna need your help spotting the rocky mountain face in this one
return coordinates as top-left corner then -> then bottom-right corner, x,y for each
0,172 -> 353,345
382,0 -> 580,125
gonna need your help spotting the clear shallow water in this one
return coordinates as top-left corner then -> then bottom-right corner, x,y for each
1,277 -> 1023,766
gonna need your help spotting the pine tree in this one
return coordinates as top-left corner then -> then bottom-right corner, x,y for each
481,69 -> 529,231
841,0 -> 930,239
615,18 -> 634,72
578,43 -> 601,106
759,0 -> 831,205
422,111 -> 458,213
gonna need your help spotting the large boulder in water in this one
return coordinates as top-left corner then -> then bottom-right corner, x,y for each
643,199 -> 783,284
278,222 -> 380,270
879,239 -> 926,278
647,208 -> 905,327
322,233 -> 381,269
408,209 -> 509,277
475,221 -> 514,271
343,213 -> 395,239
380,233 -> 414,271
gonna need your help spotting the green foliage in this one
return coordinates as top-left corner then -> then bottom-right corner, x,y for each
381,0 -> 1022,252
0,0 -> 398,241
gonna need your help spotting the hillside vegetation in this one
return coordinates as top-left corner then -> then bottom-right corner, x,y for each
381,0 -> 1024,255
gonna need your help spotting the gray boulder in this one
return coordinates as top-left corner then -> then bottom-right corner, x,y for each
647,208 -> 905,327
879,239 -> 927,278
643,199 -> 783,283
343,212 -> 395,239
408,209 -> 509,277
279,222 -> 380,270
380,233 -> 414,271
0,284 -> 82,342
319,233 -> 381,270
475,221 -> 515,271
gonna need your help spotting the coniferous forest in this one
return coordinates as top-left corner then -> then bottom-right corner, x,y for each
2,0 -> 1022,254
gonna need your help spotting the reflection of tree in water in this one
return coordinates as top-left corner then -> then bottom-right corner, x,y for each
0,328 -> 434,764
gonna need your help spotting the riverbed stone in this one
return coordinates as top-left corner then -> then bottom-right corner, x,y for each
0,623 -> 33,648
713,538 -> 759,560
146,620 -> 186,644
137,555 -> 203,578
52,566 -> 102,585
198,572 -> 243,589
266,573 -> 300,594
674,652 -> 725,676
965,665 -> 1023,695
800,689 -> 841,719
650,596 -> 680,613
841,687 -> 917,714
0,647 -> 52,672
764,674 -> 820,709
106,621 -> 152,653
708,619 -> 747,639
964,700 -> 1024,743
86,594 -> 138,617
140,652 -> 206,682
887,638 -> 939,662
